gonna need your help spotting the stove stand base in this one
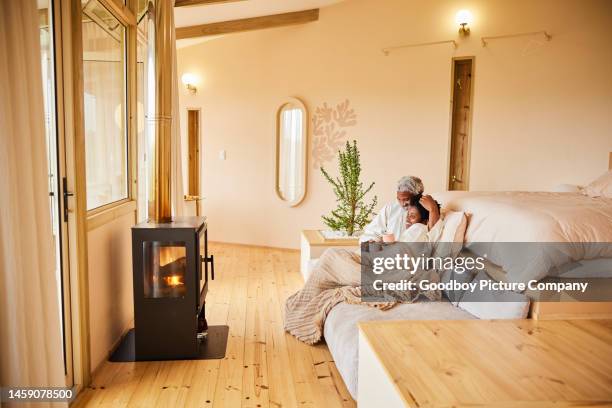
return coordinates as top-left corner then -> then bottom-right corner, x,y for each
109,325 -> 229,362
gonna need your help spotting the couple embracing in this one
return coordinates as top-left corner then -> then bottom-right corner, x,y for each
360,176 -> 441,244
284,176 -> 445,345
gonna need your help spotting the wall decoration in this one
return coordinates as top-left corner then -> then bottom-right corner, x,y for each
311,99 -> 357,169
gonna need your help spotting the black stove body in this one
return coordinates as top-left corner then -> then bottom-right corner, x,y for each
131,216 -> 213,360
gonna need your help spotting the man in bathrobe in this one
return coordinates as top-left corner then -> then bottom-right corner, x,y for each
359,176 -> 440,243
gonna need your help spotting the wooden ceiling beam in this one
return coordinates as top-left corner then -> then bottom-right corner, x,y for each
176,8 -> 319,39
175,0 -> 246,6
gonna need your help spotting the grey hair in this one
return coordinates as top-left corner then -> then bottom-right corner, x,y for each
397,176 -> 424,194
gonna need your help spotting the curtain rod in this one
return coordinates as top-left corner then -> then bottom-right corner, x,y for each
382,40 -> 457,56
481,31 -> 551,47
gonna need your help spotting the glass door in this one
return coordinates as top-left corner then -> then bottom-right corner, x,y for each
39,0 -> 74,385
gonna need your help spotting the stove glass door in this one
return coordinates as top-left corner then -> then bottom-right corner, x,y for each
143,242 -> 187,298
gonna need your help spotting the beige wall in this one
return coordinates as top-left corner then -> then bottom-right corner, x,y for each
87,211 -> 134,370
177,0 -> 612,249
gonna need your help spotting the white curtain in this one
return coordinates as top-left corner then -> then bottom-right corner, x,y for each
170,0 -> 185,217
0,0 -> 66,405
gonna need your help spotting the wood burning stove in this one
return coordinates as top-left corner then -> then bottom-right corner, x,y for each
109,216 -> 226,362
131,216 -> 211,360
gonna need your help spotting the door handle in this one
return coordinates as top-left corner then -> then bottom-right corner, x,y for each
62,177 -> 74,221
184,195 -> 204,201
452,175 -> 463,183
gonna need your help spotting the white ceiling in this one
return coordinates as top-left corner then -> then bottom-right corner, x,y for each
174,0 -> 344,28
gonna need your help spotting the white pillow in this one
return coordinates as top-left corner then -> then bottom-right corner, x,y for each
440,211 -> 468,243
431,211 -> 468,259
552,183 -> 582,193
457,271 -> 530,319
584,170 -> 612,198
459,300 -> 530,319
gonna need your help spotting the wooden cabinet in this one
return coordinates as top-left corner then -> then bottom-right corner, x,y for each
358,319 -> 612,407
530,301 -> 612,320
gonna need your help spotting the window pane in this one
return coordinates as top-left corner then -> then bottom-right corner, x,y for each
82,0 -> 128,210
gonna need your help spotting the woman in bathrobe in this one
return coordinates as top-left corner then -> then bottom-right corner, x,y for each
400,194 -> 442,242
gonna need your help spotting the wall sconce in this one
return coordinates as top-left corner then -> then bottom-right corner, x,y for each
181,73 -> 198,95
455,10 -> 472,36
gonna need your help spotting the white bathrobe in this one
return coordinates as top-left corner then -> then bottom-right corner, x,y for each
360,202 -> 446,244
359,201 -> 407,243
399,223 -> 429,242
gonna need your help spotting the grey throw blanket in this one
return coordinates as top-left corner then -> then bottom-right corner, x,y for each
284,247 -> 440,345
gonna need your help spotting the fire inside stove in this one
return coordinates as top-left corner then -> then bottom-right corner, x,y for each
143,243 -> 187,298
163,275 -> 183,287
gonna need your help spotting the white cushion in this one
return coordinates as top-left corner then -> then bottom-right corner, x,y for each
440,264 -> 478,306
584,170 -> 612,198
440,210 -> 468,244
458,300 -> 530,319
432,211 -> 468,259
552,183 -> 582,193
457,271 -> 530,319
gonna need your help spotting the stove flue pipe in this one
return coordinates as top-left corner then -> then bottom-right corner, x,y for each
146,0 -> 174,223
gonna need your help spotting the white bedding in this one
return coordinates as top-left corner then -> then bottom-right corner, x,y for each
434,191 -> 612,283
434,191 -> 612,242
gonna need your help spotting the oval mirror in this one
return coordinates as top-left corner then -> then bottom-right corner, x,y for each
276,97 -> 307,206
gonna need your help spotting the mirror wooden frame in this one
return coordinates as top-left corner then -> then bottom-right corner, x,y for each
275,97 -> 308,207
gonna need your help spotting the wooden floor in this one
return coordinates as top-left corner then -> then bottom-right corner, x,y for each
73,243 -> 355,408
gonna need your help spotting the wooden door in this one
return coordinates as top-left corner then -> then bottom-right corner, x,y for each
187,109 -> 200,198
448,58 -> 473,191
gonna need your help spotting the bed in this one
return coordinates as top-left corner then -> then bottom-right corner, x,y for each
318,167 -> 612,400
432,188 -> 612,319
432,190 -> 612,283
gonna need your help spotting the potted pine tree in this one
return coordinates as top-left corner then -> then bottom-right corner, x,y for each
320,140 -> 378,237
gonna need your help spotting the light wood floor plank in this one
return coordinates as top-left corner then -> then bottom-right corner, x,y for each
212,246 -> 249,407
182,360 -> 219,406
98,362 -> 147,407
263,249 -> 299,408
242,248 -> 270,407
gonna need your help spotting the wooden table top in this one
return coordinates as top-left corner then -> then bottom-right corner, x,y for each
359,319 -> 612,407
301,229 -> 360,247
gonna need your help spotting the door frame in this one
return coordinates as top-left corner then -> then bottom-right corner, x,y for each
46,0 -> 76,386
446,56 -> 475,191
53,0 -> 91,390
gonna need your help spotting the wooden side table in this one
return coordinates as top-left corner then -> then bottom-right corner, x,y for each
358,319 -> 612,407
300,230 -> 359,281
